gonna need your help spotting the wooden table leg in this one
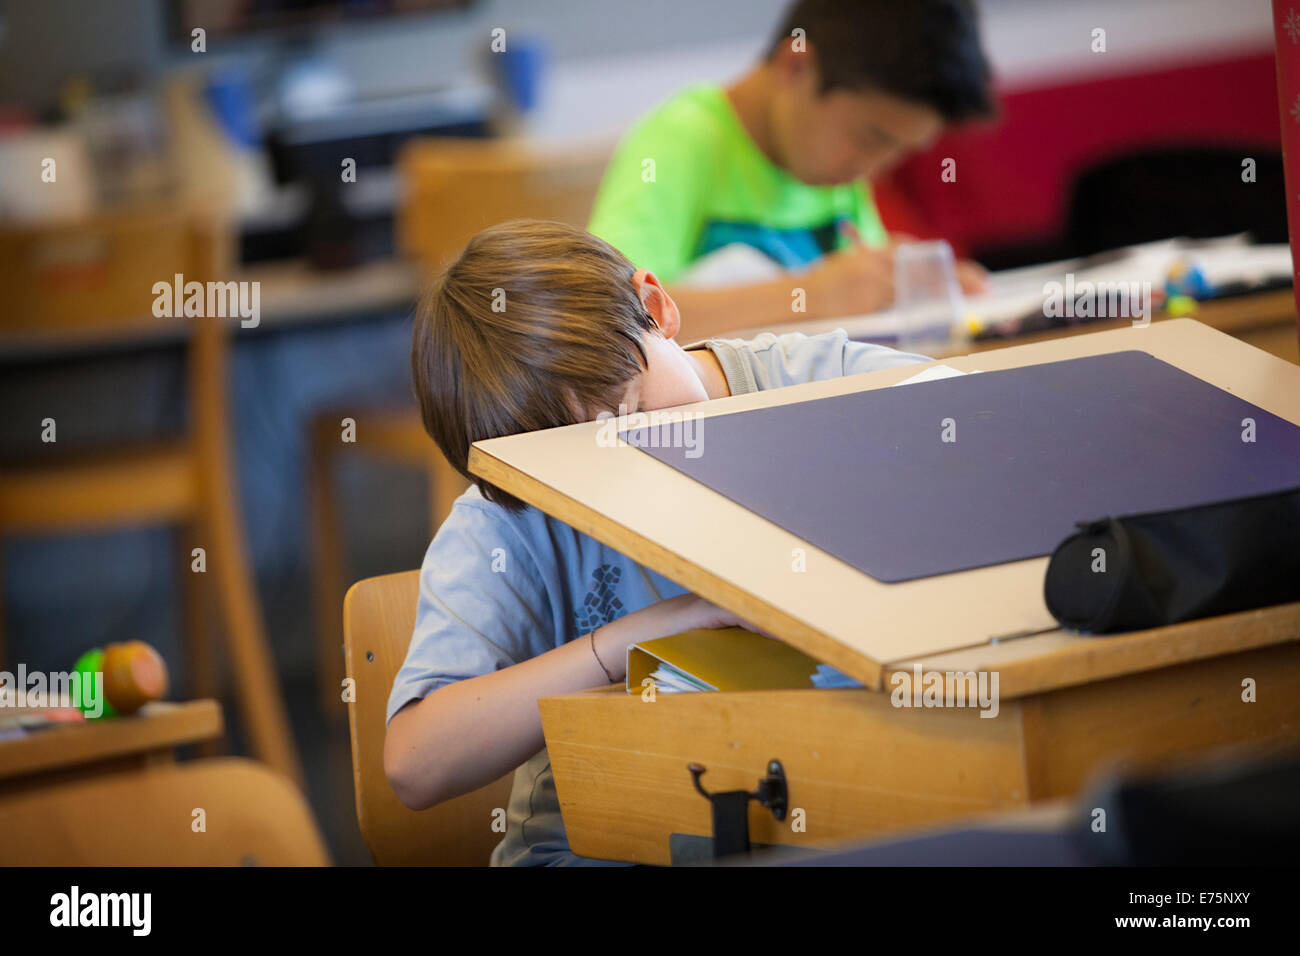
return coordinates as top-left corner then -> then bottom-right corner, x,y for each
201,473 -> 304,788
309,417 -> 349,721
178,525 -> 224,759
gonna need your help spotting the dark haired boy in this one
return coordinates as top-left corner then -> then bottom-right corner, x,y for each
588,0 -> 995,337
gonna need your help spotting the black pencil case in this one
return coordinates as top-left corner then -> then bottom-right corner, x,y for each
1043,486 -> 1300,634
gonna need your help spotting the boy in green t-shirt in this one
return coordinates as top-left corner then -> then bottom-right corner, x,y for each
588,0 -> 995,339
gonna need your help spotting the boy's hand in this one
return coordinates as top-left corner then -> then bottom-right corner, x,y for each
886,230 -> 990,292
803,241 -> 897,317
955,258 -> 991,295
802,245 -> 989,318
665,593 -> 776,638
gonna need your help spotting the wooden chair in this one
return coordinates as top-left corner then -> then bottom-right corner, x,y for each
343,569 -> 513,865
396,136 -> 614,269
0,205 -> 303,786
308,136 -> 613,716
0,757 -> 329,865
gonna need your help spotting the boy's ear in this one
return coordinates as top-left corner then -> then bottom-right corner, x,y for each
771,36 -> 819,91
633,269 -> 681,339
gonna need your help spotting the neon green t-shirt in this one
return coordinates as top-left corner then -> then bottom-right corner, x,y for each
588,83 -> 888,282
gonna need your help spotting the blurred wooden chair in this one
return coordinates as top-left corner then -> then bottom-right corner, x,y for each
0,757 -> 328,865
396,136 -> 614,269
343,569 -> 513,865
308,136 -> 613,716
0,205 -> 302,786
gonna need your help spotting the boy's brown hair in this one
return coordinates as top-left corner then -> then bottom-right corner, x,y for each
411,219 -> 658,512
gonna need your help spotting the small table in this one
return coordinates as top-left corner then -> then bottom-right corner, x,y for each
0,699 -> 223,795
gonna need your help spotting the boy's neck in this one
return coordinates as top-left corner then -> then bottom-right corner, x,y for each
724,65 -> 781,170
686,346 -> 732,400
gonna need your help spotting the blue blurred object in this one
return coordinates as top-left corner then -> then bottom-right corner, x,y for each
1164,257 -> 1213,300
495,35 -> 548,114
204,67 -> 261,148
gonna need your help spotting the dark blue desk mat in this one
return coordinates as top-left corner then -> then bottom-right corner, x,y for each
622,350 -> 1300,583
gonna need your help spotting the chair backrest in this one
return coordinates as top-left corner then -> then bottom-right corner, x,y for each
0,203 -> 232,338
343,570 -> 514,865
396,137 -> 614,270
0,205 -> 237,467
0,757 -> 329,865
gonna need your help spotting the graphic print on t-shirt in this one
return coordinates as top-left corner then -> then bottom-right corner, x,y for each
572,563 -> 624,634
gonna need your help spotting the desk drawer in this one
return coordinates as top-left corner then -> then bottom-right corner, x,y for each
539,641 -> 1300,865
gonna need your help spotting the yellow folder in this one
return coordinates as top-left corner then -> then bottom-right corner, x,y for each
625,627 -> 822,693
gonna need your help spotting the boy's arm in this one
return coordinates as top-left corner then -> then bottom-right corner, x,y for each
701,327 -> 930,396
840,333 -> 934,377
384,591 -> 743,810
665,279 -> 815,340
664,242 -> 989,339
665,237 -> 898,339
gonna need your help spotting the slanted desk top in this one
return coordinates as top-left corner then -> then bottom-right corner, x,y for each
469,319 -> 1300,696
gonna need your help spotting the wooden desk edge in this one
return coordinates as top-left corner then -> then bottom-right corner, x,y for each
543,599 -> 1300,707
885,602 -> 1300,699
542,602 -> 1300,703
0,699 -> 224,782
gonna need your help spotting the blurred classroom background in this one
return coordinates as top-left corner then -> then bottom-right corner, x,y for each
0,0 -> 1294,865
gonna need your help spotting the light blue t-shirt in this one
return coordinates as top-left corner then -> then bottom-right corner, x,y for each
386,329 -> 930,866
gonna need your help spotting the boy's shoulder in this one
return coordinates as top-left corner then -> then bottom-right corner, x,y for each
689,328 -> 852,363
624,83 -> 735,148
436,484 -> 542,537
687,329 -> 930,393
730,328 -> 846,351
427,483 -> 599,572
425,485 -> 545,560
683,329 -> 848,394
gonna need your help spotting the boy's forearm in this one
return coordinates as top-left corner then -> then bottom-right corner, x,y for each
667,279 -> 810,339
385,595 -> 701,809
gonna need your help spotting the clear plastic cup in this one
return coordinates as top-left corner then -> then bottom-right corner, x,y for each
894,240 -> 965,350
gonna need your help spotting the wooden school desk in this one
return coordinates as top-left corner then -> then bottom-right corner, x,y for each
468,319 -> 1300,865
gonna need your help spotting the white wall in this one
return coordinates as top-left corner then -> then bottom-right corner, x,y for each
0,0 -> 1276,138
